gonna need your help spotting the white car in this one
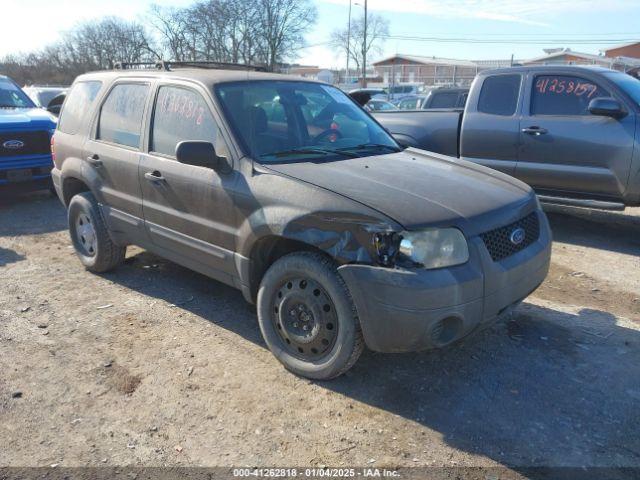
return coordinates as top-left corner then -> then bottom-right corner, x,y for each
22,86 -> 68,113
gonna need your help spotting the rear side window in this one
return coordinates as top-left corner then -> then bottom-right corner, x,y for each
399,98 -> 418,109
531,75 -> 609,115
429,92 -> 459,108
150,86 -> 222,158
97,83 -> 149,148
478,75 -> 521,116
58,81 -> 102,134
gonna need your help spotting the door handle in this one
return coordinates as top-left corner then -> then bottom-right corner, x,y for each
144,171 -> 166,183
522,126 -> 548,136
86,154 -> 102,167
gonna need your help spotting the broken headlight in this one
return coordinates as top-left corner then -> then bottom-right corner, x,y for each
398,228 -> 469,269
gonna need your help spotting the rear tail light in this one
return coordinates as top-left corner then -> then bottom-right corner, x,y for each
50,135 -> 56,163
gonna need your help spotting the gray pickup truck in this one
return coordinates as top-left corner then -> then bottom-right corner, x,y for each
373,66 -> 640,210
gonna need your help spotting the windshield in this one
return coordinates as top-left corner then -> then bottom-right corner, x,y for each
0,78 -> 36,108
216,81 -> 400,163
603,72 -> 640,106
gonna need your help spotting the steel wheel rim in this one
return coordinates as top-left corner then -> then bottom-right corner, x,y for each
271,277 -> 338,360
75,213 -> 97,257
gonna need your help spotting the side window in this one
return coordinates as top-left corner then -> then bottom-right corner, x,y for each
531,75 -> 609,115
97,83 -> 149,148
478,74 -> 521,116
58,81 -> 102,134
430,92 -> 459,108
399,98 -> 414,109
151,86 -> 223,158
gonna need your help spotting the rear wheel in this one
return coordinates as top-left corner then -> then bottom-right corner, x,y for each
68,192 -> 125,272
257,252 -> 364,380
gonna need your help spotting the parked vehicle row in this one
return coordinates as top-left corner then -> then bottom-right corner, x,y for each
0,75 -> 57,191
371,66 -> 640,210
395,87 -> 469,110
51,65 -> 551,380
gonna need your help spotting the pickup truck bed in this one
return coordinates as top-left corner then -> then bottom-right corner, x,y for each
372,109 -> 462,158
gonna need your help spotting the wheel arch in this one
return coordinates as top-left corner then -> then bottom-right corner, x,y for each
244,234 -> 330,303
59,156 -> 93,206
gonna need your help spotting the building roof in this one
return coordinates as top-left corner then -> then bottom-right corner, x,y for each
601,41 -> 640,53
372,54 -> 477,67
522,49 -> 609,65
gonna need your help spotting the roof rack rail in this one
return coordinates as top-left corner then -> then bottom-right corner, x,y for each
113,60 -> 267,72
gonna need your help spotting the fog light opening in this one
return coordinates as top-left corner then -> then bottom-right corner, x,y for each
430,316 -> 463,347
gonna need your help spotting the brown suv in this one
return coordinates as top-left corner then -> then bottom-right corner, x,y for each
52,64 -> 551,379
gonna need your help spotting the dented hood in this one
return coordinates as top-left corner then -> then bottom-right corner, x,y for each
264,148 -> 536,234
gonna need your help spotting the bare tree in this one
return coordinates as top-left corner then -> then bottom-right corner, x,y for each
148,4 -> 192,61
257,0 -> 318,71
0,17 -> 158,85
68,17 -> 158,69
187,0 -> 262,64
330,13 -> 389,77
1,0 -> 318,85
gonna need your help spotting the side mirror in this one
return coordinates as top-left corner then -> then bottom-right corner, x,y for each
588,97 -> 626,119
175,141 -> 228,171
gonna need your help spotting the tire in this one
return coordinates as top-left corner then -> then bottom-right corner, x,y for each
68,192 -> 125,273
257,252 -> 364,380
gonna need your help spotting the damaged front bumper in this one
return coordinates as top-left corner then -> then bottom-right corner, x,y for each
337,210 -> 552,353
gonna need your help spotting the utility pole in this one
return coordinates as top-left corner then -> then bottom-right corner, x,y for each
346,0 -> 352,85
362,0 -> 368,88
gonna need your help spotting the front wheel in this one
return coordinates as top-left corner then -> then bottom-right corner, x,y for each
257,252 -> 364,380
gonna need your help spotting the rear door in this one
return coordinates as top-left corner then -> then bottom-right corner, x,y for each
460,73 -> 523,175
83,80 -> 151,237
139,81 -> 239,282
517,72 -> 635,200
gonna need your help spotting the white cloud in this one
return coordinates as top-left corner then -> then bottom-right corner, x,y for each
320,0 -> 636,26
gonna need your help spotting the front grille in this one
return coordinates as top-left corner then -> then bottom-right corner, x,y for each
480,212 -> 540,262
0,131 -> 51,157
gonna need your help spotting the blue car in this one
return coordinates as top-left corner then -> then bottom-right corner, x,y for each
0,75 -> 57,190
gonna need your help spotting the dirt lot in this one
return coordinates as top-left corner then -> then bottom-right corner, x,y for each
0,192 -> 639,474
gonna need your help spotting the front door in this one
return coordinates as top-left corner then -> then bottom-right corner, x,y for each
139,83 -> 239,282
517,73 -> 635,200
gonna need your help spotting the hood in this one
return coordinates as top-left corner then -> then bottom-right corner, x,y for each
264,148 -> 536,235
0,107 -> 57,130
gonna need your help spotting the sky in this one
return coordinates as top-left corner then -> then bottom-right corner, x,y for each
3,0 -> 640,68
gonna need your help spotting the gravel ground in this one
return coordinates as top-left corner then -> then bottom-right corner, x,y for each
0,192 -> 638,474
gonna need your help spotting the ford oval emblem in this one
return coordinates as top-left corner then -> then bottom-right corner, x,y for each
510,227 -> 526,245
2,140 -> 24,150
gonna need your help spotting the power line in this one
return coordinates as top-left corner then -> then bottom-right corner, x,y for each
389,31 -> 640,37
381,34 -> 638,45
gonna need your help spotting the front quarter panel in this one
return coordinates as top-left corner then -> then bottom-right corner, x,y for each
234,163 -> 400,265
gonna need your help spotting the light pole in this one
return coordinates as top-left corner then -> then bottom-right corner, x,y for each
346,0 -> 352,85
362,0 -> 368,88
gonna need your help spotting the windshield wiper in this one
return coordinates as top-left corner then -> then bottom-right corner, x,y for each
262,147 -> 358,159
337,143 -> 401,153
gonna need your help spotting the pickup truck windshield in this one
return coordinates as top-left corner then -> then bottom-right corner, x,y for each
0,78 -> 36,108
603,72 -> 640,106
215,81 -> 400,163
